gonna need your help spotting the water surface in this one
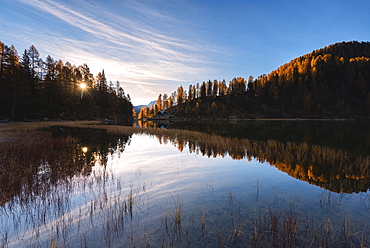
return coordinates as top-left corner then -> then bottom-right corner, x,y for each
1,121 -> 369,247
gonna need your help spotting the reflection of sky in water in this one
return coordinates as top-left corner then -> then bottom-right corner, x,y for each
5,133 -> 370,247
108,134 -> 369,224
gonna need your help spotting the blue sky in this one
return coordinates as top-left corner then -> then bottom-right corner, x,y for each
1,0 -> 369,105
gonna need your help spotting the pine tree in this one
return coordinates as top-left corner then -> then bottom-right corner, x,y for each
27,45 -> 41,81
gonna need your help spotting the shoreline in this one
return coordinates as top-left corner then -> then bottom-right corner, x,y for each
1,117 -> 368,130
158,117 -> 365,122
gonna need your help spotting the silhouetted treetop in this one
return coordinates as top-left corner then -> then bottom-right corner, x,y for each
0,41 -> 133,123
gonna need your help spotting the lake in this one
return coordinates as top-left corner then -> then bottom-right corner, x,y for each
0,120 -> 369,247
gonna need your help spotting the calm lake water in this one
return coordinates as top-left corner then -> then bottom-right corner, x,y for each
1,121 -> 369,247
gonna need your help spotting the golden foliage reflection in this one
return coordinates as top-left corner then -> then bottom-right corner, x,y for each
109,125 -> 370,194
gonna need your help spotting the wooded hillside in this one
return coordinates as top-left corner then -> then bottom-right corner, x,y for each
149,41 -> 370,119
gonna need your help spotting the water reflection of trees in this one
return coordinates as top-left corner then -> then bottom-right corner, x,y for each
152,129 -> 370,193
0,128 -> 130,205
168,120 -> 370,155
1,123 -> 368,205
94,124 -> 369,193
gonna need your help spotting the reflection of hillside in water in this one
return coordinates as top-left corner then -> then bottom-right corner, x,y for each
149,123 -> 370,194
1,122 -> 368,206
168,120 -> 370,155
50,123 -> 370,194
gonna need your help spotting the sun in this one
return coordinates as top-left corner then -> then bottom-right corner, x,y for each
80,83 -> 87,89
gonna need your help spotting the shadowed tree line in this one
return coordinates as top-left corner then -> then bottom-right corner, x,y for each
144,41 -> 370,119
0,41 -> 133,123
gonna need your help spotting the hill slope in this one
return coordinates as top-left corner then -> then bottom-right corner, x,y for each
167,41 -> 370,119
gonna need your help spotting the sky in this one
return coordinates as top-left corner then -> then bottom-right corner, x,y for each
1,0 -> 369,105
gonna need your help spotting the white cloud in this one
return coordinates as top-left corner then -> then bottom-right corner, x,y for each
19,0 -> 214,65
10,0 -> 227,104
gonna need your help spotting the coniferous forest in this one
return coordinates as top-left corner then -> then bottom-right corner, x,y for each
0,41 -> 133,123
2,41 -> 370,122
143,41 -> 370,119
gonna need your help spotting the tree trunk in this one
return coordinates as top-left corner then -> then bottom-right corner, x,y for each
11,88 -> 16,119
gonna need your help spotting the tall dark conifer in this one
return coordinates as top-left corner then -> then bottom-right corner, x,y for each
0,41 -> 133,122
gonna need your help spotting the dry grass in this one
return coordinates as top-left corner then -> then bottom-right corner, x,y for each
0,121 -> 100,132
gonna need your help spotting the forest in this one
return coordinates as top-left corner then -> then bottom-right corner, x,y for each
140,41 -> 370,119
0,41 -> 133,123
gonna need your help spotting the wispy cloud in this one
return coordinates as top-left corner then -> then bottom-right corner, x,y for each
11,0 -> 225,103
18,0 -> 215,72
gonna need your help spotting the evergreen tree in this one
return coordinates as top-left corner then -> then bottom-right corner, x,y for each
0,41 -> 133,122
